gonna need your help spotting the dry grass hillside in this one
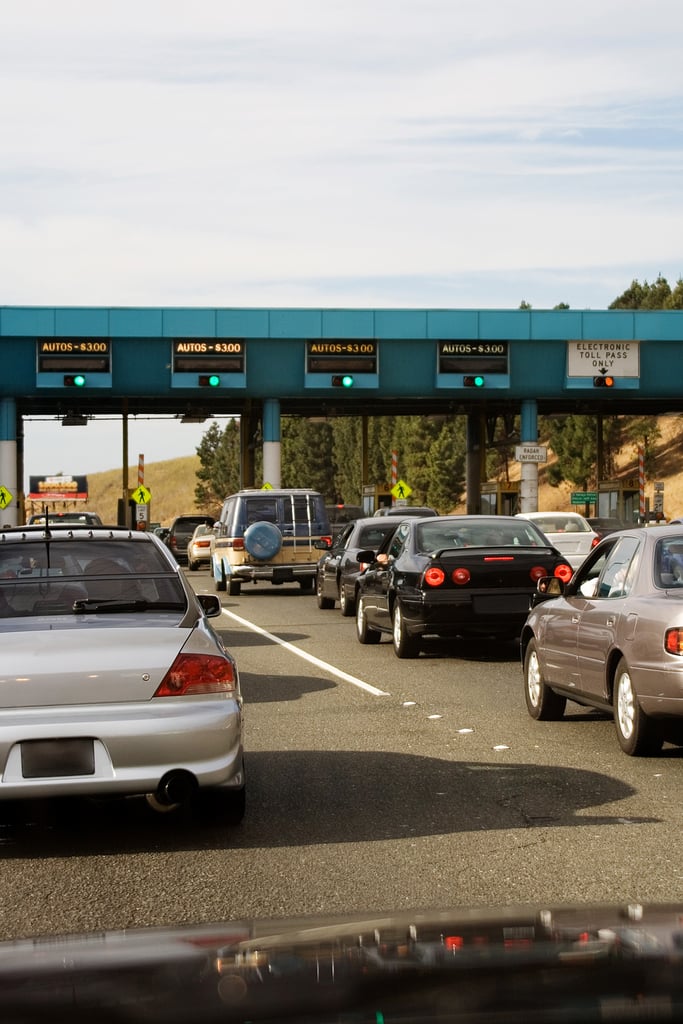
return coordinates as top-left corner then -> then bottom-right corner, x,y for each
39,415 -> 683,526
60,456 -> 207,527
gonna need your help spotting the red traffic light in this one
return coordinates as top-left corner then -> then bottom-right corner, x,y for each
593,375 -> 615,387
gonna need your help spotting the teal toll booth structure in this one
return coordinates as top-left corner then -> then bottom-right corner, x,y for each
1,304 -> 683,525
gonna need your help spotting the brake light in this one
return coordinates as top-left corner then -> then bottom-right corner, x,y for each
154,653 -> 237,696
452,567 -> 471,585
483,555 -> 514,562
196,539 -> 211,549
424,566 -> 446,586
591,537 -> 600,549
664,628 -> 683,655
554,563 -> 574,583
321,535 -> 332,546
230,538 -> 244,550
529,565 -> 548,582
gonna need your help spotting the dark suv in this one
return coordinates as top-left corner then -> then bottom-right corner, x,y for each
212,489 -> 330,595
166,514 -> 215,565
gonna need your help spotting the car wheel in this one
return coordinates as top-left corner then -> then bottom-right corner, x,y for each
316,572 -> 335,609
339,583 -> 355,617
524,639 -> 566,720
392,602 -> 420,658
228,577 -> 241,596
613,658 -> 663,756
188,560 -> 198,571
215,564 -> 226,592
356,594 -> 381,644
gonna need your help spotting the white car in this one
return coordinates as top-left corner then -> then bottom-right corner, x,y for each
0,525 -> 244,822
515,511 -> 600,569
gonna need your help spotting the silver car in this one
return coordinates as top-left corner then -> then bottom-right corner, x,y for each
0,526 -> 244,821
521,525 -> 683,756
516,511 -> 599,569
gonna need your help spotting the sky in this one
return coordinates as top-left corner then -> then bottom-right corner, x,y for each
3,0 -> 683,484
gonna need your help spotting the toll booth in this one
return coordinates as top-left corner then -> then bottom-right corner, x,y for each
480,481 -> 520,516
598,478 -> 640,525
362,484 -> 393,515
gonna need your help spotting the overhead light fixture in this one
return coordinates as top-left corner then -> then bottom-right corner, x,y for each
61,414 -> 88,426
178,409 -> 213,424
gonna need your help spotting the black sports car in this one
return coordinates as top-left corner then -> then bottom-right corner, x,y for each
315,517 -> 403,616
354,515 -> 574,657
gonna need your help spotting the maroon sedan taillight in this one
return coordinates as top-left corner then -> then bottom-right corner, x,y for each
529,565 -> 549,582
664,629 -> 683,655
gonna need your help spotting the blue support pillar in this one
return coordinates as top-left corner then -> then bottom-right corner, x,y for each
519,399 -> 539,513
262,398 -> 281,488
0,398 -> 19,525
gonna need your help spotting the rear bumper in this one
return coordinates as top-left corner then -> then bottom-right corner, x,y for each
0,699 -> 243,800
398,589 -> 533,638
214,556 -> 317,583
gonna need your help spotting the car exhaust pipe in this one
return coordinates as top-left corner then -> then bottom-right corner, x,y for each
149,770 -> 198,810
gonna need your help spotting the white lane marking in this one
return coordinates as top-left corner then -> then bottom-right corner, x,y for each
221,607 -> 390,697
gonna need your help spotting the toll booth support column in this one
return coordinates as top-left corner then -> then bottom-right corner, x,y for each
262,398 -> 281,489
0,398 -> 19,526
519,399 -> 539,514
465,412 -> 485,514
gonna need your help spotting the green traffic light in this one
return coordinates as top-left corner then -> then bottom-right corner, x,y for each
208,374 -> 220,387
473,375 -> 484,387
341,374 -> 354,388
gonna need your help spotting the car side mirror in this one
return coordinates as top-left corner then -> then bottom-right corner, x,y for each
197,594 -> 222,618
530,576 -> 564,607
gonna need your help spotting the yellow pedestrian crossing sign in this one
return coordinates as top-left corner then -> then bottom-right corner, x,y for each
131,484 -> 151,505
391,479 -> 412,500
0,486 -> 13,509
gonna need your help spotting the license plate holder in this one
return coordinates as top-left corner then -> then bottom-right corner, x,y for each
21,739 -> 95,779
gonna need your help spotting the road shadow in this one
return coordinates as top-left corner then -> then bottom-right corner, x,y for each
240,672 -> 336,703
0,750 -> 658,859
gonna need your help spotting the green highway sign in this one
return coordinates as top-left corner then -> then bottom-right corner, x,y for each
571,491 -> 597,504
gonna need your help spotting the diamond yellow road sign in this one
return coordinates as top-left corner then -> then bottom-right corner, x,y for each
131,484 -> 151,505
391,479 -> 412,500
0,486 -> 13,510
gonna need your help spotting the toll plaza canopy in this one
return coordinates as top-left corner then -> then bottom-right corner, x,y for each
1,303 -> 683,420
1,304 -> 683,523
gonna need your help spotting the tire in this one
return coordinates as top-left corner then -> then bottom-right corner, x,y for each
316,573 -> 334,608
244,521 -> 282,561
356,594 -> 381,644
339,583 -> 356,617
524,639 -> 566,720
188,561 -> 198,572
215,564 -> 226,592
392,602 -> 420,658
228,577 -> 241,596
613,658 -> 663,756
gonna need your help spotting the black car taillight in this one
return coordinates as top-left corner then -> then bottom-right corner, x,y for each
424,566 -> 446,587
554,563 -> 574,583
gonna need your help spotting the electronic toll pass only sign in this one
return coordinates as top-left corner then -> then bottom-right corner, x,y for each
566,340 -> 640,377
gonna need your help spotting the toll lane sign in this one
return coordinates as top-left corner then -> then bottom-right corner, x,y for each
567,340 -> 640,377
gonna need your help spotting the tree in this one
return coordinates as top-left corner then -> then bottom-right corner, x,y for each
194,419 -> 241,512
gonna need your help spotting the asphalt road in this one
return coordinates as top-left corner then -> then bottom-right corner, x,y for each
1,571 -> 682,943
